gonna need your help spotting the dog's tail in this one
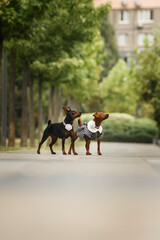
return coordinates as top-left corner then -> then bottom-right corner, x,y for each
47,120 -> 52,128
78,118 -> 82,127
39,120 -> 51,144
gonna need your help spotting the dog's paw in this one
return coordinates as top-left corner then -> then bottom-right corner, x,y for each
68,152 -> 71,155
74,152 -> 78,155
63,152 -> 67,155
86,152 -> 92,155
51,151 -> 56,154
37,151 -> 40,154
98,152 -> 102,155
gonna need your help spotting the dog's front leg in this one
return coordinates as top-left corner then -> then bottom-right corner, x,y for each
97,139 -> 102,155
62,138 -> 67,155
72,140 -> 78,155
69,132 -> 78,155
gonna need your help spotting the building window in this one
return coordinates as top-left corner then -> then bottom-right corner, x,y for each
137,10 -> 154,23
138,33 -> 154,46
138,33 -> 145,46
118,10 -> 129,24
118,34 -> 128,46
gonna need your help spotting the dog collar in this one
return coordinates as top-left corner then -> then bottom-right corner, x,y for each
63,121 -> 73,131
87,120 -> 102,133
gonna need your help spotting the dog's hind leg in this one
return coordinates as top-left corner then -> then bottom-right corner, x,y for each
49,136 -> 58,154
97,139 -> 102,155
37,132 -> 49,154
84,136 -> 91,155
68,144 -> 72,155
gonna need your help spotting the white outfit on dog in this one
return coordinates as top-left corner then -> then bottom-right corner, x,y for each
63,122 -> 73,131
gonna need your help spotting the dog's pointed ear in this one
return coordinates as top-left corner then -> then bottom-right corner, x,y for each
63,107 -> 68,114
93,112 -> 98,117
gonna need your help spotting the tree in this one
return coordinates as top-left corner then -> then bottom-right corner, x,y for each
100,59 -> 138,114
1,0 -> 53,146
31,0 -> 111,117
0,0 -> 22,146
0,0 -> 10,15
1,0 -> 111,147
62,32 -> 106,112
130,28 -> 160,137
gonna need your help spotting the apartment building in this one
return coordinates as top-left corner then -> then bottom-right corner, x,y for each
94,0 -> 160,57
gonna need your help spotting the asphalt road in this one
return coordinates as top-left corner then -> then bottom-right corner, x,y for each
0,142 -> 160,240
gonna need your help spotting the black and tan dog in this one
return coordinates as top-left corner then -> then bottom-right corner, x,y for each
37,107 -> 81,155
68,112 -> 109,155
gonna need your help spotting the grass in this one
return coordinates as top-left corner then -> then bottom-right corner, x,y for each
0,138 -> 85,152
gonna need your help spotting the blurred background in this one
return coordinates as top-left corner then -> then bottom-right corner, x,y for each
1,2 -> 160,240
0,0 -> 160,149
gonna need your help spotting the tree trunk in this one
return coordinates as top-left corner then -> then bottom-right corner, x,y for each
28,73 -> 35,147
38,78 -> 43,140
59,88 -> 64,122
67,96 -> 77,110
53,86 -> 59,123
20,62 -> 28,147
1,51 -> 7,146
48,86 -> 54,121
135,103 -> 142,117
0,31 -> 3,145
8,50 -> 16,147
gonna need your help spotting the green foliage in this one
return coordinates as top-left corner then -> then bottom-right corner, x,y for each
2,0 -> 111,88
62,32 -> 106,105
0,0 -> 113,144
81,113 -> 158,143
100,59 -> 138,114
26,0 -> 110,89
0,0 -> 23,40
100,16 -> 119,79
86,93 -> 105,112
0,0 -> 10,14
130,27 -> 160,135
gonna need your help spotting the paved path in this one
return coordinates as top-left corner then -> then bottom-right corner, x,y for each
0,142 -> 160,240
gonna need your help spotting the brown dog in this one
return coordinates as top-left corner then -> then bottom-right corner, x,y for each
68,112 -> 109,155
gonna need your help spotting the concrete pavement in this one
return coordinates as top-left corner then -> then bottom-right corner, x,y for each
0,142 -> 160,240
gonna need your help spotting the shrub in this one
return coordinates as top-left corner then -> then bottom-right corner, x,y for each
80,113 -> 158,143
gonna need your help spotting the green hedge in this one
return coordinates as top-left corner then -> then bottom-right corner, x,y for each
80,113 -> 158,143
